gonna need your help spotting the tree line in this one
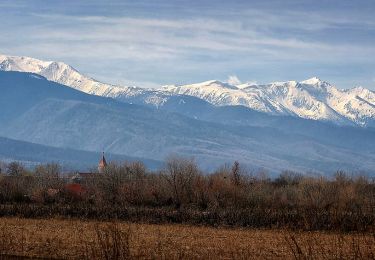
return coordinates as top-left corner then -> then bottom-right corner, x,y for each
0,157 -> 374,231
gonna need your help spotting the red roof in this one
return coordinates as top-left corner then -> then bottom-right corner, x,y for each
65,183 -> 86,196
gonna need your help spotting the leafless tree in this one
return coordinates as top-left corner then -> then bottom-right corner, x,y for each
231,161 -> 241,186
163,156 -> 199,208
6,161 -> 24,176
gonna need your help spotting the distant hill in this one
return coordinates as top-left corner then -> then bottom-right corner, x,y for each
0,70 -> 374,174
0,136 -> 162,171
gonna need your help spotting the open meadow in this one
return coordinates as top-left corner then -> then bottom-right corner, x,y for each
0,217 -> 374,259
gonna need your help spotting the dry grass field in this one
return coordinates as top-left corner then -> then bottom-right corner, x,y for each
0,217 -> 374,259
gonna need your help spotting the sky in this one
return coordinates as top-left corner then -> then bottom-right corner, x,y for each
0,0 -> 375,89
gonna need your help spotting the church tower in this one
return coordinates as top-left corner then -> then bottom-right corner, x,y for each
98,152 -> 107,173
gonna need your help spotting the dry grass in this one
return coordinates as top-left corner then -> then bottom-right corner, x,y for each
0,217 -> 374,259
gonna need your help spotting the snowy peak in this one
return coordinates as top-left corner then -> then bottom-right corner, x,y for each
300,77 -> 332,92
0,55 -> 53,74
162,80 -> 256,109
0,54 -> 180,108
0,54 -> 79,83
169,80 -> 239,90
0,54 -> 374,127
199,80 -> 239,90
0,54 -> 140,97
348,86 -> 375,97
163,77 -> 375,126
301,77 -> 323,85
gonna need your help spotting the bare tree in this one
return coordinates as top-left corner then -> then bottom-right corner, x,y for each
6,161 -> 24,176
34,163 -> 62,188
0,161 -> 6,175
231,161 -> 241,186
163,156 -> 199,208
35,163 -> 61,178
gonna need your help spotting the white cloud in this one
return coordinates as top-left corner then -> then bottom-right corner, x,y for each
227,75 -> 242,86
2,5 -> 375,89
20,13 -> 374,63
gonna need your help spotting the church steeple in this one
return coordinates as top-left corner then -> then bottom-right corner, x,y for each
98,152 -> 107,173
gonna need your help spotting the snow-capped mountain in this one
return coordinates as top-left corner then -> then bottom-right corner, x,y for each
2,70 -> 375,174
163,78 -> 375,126
1,54 -> 374,126
0,54 -> 143,96
0,54 -> 184,108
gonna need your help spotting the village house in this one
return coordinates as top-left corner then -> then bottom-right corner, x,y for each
71,152 -> 108,183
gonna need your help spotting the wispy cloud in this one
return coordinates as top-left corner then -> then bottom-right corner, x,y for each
1,1 -> 374,89
20,13 -> 375,62
227,75 -> 242,86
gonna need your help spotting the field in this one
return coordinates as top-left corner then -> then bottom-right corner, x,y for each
1,161 -> 375,259
0,217 -> 374,259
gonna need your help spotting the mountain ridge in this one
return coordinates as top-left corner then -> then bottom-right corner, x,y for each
0,70 -> 375,174
0,135 -> 162,171
0,54 -> 374,126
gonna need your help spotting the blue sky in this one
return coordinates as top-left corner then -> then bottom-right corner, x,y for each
1,0 -> 375,89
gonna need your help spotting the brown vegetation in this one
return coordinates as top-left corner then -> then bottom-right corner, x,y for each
0,159 -> 374,232
0,217 -> 374,259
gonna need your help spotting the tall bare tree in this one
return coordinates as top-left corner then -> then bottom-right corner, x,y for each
163,156 -> 199,208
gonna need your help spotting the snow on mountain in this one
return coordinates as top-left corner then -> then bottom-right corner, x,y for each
163,78 -> 375,126
2,71 -> 375,174
1,54 -> 374,126
0,54 -> 179,108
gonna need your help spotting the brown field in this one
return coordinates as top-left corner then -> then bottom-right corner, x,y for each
0,217 -> 374,259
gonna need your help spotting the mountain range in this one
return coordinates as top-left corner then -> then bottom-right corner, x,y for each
0,54 -> 374,175
1,54 -> 374,127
